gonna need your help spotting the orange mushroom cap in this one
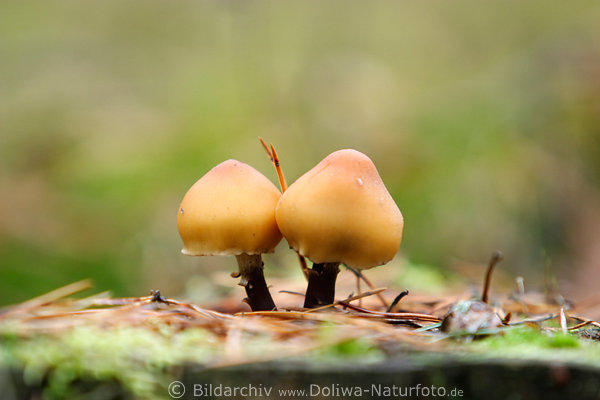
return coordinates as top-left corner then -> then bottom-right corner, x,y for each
276,149 -> 403,269
177,160 -> 282,256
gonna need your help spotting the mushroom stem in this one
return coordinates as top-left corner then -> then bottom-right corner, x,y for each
235,254 -> 276,311
303,262 -> 340,308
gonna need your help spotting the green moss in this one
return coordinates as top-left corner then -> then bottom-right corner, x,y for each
548,333 -> 579,348
315,338 -> 383,360
1,325 -> 217,399
458,325 -> 600,366
311,323 -> 384,362
483,326 -> 579,349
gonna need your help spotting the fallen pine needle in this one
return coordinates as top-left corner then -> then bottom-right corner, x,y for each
304,287 -> 387,313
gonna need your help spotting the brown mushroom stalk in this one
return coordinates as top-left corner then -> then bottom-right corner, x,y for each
304,262 -> 340,308
235,254 -> 276,311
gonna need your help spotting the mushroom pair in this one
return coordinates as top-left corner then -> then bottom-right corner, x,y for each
276,149 -> 404,307
177,149 -> 403,311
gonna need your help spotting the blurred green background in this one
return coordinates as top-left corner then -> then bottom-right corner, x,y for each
1,1 -> 599,306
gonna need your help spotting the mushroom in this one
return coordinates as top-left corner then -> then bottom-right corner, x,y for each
276,149 -> 403,308
177,160 -> 282,311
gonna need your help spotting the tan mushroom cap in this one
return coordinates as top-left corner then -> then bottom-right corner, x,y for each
276,149 -> 403,269
177,160 -> 282,256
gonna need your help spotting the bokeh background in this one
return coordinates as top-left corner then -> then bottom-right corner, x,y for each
2,1 -> 599,306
